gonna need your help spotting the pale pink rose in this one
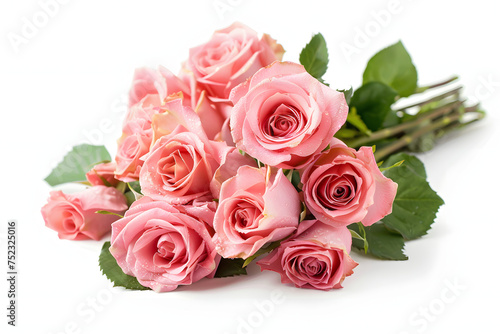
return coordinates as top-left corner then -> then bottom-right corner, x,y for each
116,90 -> 221,182
213,166 -> 300,259
110,197 -> 220,292
86,162 -> 120,187
116,66 -> 216,183
140,124 -> 231,204
179,69 -> 227,139
257,219 -> 358,290
114,115 -> 153,182
301,138 -> 398,227
230,61 -> 348,169
209,147 -> 257,199
41,186 -> 128,240
185,22 -> 284,115
128,66 -> 191,107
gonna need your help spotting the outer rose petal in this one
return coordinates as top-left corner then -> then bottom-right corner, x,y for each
356,147 -> 399,226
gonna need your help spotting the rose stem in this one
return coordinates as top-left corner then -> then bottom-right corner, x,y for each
348,100 -> 463,148
373,111 -> 468,162
414,76 -> 459,94
394,86 -> 462,112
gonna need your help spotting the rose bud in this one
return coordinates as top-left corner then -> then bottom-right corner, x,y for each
86,162 -> 120,187
41,186 -> 128,240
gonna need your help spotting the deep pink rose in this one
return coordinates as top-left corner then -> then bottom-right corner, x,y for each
301,138 -> 398,227
86,162 -> 120,187
41,186 -> 128,240
257,220 -> 358,290
110,197 -> 220,292
230,61 -> 348,169
185,22 -> 284,115
140,120 -> 231,204
213,166 -> 300,259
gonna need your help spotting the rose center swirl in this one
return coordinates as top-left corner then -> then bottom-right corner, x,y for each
316,174 -> 357,210
263,104 -> 305,140
157,147 -> 195,188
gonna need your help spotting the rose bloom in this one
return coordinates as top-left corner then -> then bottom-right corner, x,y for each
230,61 -> 348,169
213,166 -> 300,259
110,197 -> 220,292
301,138 -> 398,227
41,186 -> 128,240
140,119 -> 231,204
185,22 -> 284,116
116,66 -> 224,182
86,162 -> 120,187
257,219 -> 358,290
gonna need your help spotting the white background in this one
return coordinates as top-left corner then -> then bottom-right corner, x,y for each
1,0 -> 499,333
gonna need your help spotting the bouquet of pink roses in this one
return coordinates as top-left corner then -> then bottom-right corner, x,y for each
41,23 -> 484,291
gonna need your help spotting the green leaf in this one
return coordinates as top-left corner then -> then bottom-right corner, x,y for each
382,153 -> 426,178
243,240 -> 282,268
338,87 -> 353,105
214,258 -> 247,278
350,82 -> 398,131
128,181 -> 142,194
351,223 -> 408,260
291,170 -> 301,192
44,144 -> 111,186
99,242 -> 150,290
382,154 -> 444,240
124,192 -> 136,207
123,182 -> 143,206
335,128 -> 359,139
347,107 -> 372,135
363,41 -> 418,98
299,33 -> 329,81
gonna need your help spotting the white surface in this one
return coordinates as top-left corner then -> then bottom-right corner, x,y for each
1,0 -> 499,333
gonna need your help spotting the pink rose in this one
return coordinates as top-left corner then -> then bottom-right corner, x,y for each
140,121 -> 231,204
128,66 -> 191,107
185,22 -> 284,114
257,220 -> 358,290
115,113 -> 153,182
116,90 -> 221,182
41,186 -> 128,240
230,61 -> 348,169
86,162 -> 120,187
110,197 -> 220,292
301,138 -> 398,227
213,166 -> 300,259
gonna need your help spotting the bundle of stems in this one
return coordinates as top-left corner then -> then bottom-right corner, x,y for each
345,77 -> 485,162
